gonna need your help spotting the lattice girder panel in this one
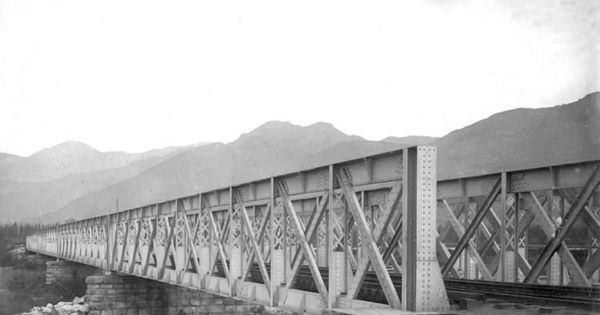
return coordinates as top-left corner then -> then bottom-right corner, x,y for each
231,189 -> 271,294
335,175 -> 401,308
437,162 -> 600,286
440,177 -> 501,280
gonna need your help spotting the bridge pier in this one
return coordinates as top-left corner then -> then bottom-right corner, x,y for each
46,260 -> 99,286
86,273 -> 265,315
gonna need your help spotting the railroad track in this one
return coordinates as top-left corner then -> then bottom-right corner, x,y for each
221,263 -> 600,309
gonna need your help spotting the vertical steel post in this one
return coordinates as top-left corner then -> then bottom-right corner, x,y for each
269,177 -> 275,307
402,147 -> 418,310
402,146 -> 449,312
462,180 -> 469,279
591,194 -> 599,283
240,193 -> 245,283
105,214 -> 110,271
327,164 -> 335,308
282,194 -> 288,284
513,193 -> 520,282
559,196 -> 566,285
228,186 -> 235,296
547,190 -> 559,285
359,191 -> 364,262
198,193 -> 204,286
342,188 -> 349,294
500,172 -> 507,282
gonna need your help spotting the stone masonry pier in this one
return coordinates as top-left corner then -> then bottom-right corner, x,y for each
44,261 -> 266,314
85,273 -> 266,315
46,260 -> 99,285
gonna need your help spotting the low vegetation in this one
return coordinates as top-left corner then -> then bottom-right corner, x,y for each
0,223 -> 47,266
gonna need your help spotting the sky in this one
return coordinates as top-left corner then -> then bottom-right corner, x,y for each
0,0 -> 598,157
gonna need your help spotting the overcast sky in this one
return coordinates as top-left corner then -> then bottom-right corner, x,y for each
1,0 -> 598,156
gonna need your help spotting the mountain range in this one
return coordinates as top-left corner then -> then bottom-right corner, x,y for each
1,92 -> 598,223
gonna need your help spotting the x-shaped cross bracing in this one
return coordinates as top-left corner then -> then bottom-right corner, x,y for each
276,181 -> 329,302
336,168 -> 402,309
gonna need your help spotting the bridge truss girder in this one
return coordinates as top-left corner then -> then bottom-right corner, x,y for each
26,147 -> 449,313
27,150 -> 600,312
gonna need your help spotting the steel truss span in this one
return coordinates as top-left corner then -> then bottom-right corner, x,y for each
26,147 -> 448,312
26,147 -> 600,311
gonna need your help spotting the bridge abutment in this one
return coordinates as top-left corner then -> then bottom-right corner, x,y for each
86,273 -> 265,315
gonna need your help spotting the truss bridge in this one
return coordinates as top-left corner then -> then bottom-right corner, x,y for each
26,146 -> 600,313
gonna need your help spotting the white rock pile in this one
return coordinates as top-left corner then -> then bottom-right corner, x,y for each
17,296 -> 89,315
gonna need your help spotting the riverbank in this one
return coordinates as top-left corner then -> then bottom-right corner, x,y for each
0,253 -> 87,315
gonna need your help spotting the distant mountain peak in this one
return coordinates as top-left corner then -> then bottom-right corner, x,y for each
238,120 -> 359,142
248,120 -> 342,131
307,121 -> 336,129
0,152 -> 23,159
0,152 -> 23,166
31,141 -> 99,159
54,140 -> 97,150
254,120 -> 294,129
238,120 -> 295,138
